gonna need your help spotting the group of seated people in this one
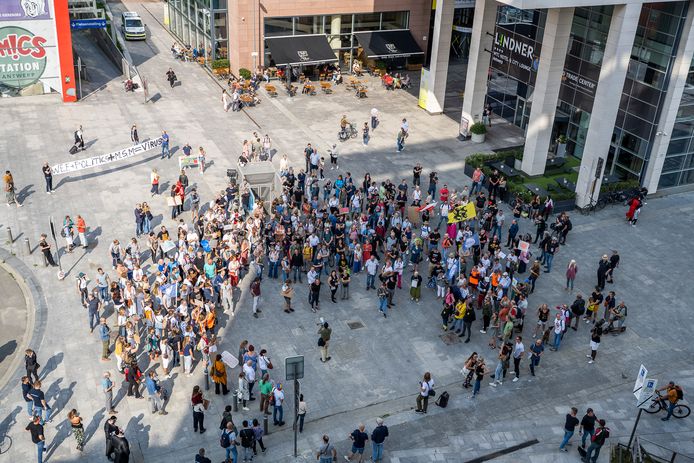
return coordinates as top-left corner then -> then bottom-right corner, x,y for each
382,72 -> 411,90
170,42 -> 209,61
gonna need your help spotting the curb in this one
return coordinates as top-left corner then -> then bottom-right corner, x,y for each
0,247 -> 48,403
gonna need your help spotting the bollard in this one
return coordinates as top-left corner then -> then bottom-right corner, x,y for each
5,227 -> 12,243
24,237 -> 31,254
233,390 -> 239,412
263,414 -> 269,435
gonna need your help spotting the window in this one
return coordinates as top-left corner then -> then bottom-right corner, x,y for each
294,15 -> 323,35
381,11 -> 409,30
354,13 -> 380,32
265,17 -> 293,37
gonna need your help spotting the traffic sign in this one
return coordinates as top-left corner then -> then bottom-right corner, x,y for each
285,355 -> 304,381
637,378 -> 658,410
70,19 -> 107,30
633,364 -> 647,399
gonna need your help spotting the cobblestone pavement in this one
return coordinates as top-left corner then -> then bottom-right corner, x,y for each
0,1 -> 693,462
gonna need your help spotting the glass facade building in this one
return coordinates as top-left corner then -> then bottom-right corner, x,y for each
168,0 -> 229,65
660,58 -> 694,189
609,2 -> 687,179
485,7 -> 547,130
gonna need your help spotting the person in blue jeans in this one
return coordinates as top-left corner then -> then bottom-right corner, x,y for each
377,283 -> 389,318
551,314 -> 564,351
579,408 -> 597,448
583,421 -> 609,462
25,415 -> 46,463
273,383 -> 285,426
528,339 -> 544,376
543,238 -> 559,273
22,376 -> 34,417
559,407 -> 579,451
221,422 -> 238,463
28,381 -> 52,425
161,130 -> 170,158
370,418 -> 389,463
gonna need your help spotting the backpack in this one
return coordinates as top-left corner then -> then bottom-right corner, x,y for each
435,391 -> 449,408
240,428 -> 254,447
220,430 -> 231,448
676,386 -> 684,401
592,427 -> 610,445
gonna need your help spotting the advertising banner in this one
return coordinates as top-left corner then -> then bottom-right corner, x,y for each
51,137 -> 165,175
490,29 -> 541,84
0,0 -> 62,93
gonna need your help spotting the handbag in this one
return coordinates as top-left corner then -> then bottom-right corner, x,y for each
461,367 -> 470,376
203,399 -> 210,410
318,337 -> 326,347
267,361 -> 274,370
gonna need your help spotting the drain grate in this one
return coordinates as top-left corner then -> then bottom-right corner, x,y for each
440,332 -> 461,345
347,321 -> 365,330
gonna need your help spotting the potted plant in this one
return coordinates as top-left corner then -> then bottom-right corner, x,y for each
470,122 -> 487,143
556,134 -> 567,158
238,68 -> 252,80
212,59 -> 230,75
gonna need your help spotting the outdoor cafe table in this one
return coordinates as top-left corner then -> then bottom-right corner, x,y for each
489,161 -> 521,178
555,176 -> 576,192
525,183 -> 548,197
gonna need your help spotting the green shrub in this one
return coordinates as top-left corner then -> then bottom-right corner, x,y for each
603,179 -> 640,193
470,122 -> 487,135
212,59 -> 229,69
375,60 -> 387,70
238,68 -> 252,79
556,134 -> 568,144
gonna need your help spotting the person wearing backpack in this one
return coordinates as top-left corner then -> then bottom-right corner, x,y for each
238,420 -> 255,461
220,421 -> 238,463
658,381 -> 684,421
583,419 -> 609,463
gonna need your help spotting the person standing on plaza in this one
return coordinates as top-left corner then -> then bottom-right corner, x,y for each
469,357 -> 488,399
606,250 -> 620,284
273,383 -> 285,426
104,415 -> 118,460
220,421 -> 238,463
112,428 -> 130,462
304,143 -> 314,172
318,322 -> 332,362
211,353 -> 229,395
242,359 -> 256,401
76,214 -> 88,248
529,339 -> 544,376
86,292 -> 101,333
345,423 -> 369,462
238,371 -> 250,411
25,349 -> 40,383
410,271 -> 423,302
370,107 -> 379,130
543,237 -> 559,273
4,170 -> 21,207
362,122 -> 370,146
281,279 -> 294,313
68,409 -> 85,451
297,394 -> 308,433
583,420 -> 609,463
42,163 -> 53,194
371,417 -> 389,463
250,276 -> 261,318
377,281 -> 389,318
130,124 -> 139,144
396,128 -> 406,153
239,420 -> 255,461
559,407 -> 579,451
102,372 -> 117,414
191,385 -> 207,433
310,276 -> 322,313
39,234 -> 57,267
145,371 -> 167,415
317,435 -> 338,463
195,448 -> 212,463
550,312 -> 565,351
512,336 -> 525,382
99,317 -> 111,361
579,408 -> 597,449
587,320 -> 604,364
161,130 -> 170,158
74,125 -> 85,150
150,168 -> 160,196
252,418 -> 267,454
28,380 -> 52,424
365,255 -> 379,290
415,372 -> 434,413
22,376 -> 34,417
25,415 -> 47,463
566,260 -> 578,291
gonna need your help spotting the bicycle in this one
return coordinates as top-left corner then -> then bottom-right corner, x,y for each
0,433 -> 12,454
578,197 -> 607,215
643,390 -> 691,418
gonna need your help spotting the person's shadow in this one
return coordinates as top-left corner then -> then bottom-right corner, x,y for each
85,226 -> 103,250
48,379 -> 77,418
0,340 -> 17,365
125,413 -> 150,450
84,139 -> 98,150
0,406 -> 21,438
46,419 -> 71,460
16,184 -> 34,203
82,408 -> 105,446
39,352 -> 64,381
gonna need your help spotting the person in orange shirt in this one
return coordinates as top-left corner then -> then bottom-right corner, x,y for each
76,214 -> 88,249
205,309 -> 216,333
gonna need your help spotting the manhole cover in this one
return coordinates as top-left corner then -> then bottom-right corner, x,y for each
347,321 -> 365,330
440,332 -> 461,345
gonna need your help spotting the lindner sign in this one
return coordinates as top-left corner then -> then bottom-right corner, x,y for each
490,29 -> 541,84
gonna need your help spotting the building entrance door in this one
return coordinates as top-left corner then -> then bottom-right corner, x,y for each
514,97 -> 530,132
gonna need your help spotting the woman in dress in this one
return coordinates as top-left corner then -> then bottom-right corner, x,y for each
68,409 -> 85,451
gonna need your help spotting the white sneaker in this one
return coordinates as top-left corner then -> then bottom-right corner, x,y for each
586,355 -> 592,358
243,406 -> 250,411
480,330 -> 486,334
513,377 -> 519,382
588,360 -> 594,364
489,382 -> 497,387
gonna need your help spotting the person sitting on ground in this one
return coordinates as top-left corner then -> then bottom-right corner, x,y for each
401,74 -> 411,89
383,74 -> 394,90
352,61 -> 362,76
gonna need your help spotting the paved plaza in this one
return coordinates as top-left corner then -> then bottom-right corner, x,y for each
1,1 -> 694,462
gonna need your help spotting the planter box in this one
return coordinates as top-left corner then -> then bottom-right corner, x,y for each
554,199 -> 576,213
471,133 -> 486,143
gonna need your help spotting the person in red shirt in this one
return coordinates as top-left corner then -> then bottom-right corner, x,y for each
439,184 -> 449,204
76,214 -> 88,248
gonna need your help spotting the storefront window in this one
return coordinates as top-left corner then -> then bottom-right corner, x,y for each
381,11 -> 409,30
294,15 -> 323,35
354,13 -> 381,32
265,17 -> 293,37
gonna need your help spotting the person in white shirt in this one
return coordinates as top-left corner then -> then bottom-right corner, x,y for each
272,383 -> 285,426
551,312 -> 565,351
365,256 -> 379,290
512,337 -> 525,382
415,372 -> 434,413
242,360 -> 256,400
370,108 -> 379,130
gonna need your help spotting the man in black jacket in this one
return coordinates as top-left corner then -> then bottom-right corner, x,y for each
112,428 -> 130,463
570,294 -> 586,331
371,417 -> 389,463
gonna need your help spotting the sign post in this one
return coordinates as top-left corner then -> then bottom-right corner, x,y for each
627,365 -> 655,449
285,356 -> 304,458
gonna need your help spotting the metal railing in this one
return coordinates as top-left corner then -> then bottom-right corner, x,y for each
612,437 -> 694,463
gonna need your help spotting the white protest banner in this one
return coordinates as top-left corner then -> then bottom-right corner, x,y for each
51,137 -> 164,175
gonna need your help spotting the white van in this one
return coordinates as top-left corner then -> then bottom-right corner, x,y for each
121,12 -> 146,40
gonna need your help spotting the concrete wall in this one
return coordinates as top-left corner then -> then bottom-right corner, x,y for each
228,0 -> 432,73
